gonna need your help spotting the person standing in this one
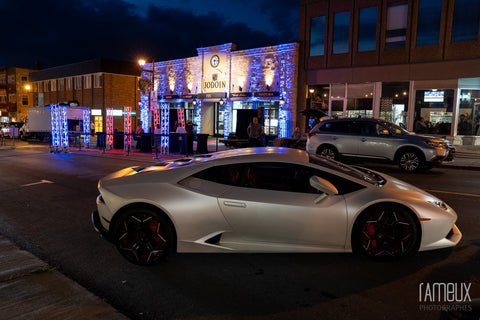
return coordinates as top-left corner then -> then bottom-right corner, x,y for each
247,117 -> 264,146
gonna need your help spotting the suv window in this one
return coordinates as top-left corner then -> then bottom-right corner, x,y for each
318,121 -> 350,133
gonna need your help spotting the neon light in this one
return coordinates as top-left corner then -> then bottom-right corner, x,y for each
124,106 -> 132,151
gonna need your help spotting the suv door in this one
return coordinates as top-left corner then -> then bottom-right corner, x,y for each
316,121 -> 359,156
355,121 -> 395,160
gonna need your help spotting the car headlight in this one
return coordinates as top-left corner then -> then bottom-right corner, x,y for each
427,200 -> 448,211
426,139 -> 446,148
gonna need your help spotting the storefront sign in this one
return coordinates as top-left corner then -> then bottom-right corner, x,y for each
202,52 -> 227,93
163,95 -> 180,100
198,92 -> 227,99
230,92 -> 252,98
180,94 -> 198,99
254,91 -> 280,97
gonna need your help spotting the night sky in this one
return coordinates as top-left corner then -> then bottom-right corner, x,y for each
1,0 -> 299,69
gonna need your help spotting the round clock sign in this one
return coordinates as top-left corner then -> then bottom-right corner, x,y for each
210,55 -> 220,68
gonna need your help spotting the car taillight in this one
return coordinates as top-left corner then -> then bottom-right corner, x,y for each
307,132 -> 315,139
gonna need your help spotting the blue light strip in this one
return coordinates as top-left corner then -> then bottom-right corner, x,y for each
50,105 -> 60,151
223,101 -> 230,139
194,100 -> 202,134
60,106 -> 68,150
82,108 -> 90,147
160,102 -> 169,154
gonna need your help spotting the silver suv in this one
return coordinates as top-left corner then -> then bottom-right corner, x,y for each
306,118 -> 455,172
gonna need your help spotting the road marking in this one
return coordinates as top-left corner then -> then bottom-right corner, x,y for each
424,189 -> 480,198
20,180 -> 54,187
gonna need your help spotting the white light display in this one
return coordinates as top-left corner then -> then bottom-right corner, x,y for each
160,102 -> 169,154
50,104 -> 69,153
124,106 -> 132,151
106,108 -> 113,150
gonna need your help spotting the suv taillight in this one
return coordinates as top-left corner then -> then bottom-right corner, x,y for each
307,132 -> 315,139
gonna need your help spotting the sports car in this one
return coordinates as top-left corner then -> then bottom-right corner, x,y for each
91,147 -> 461,265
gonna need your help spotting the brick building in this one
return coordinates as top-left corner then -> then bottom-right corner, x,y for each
298,0 -> 480,144
29,58 -> 141,132
139,42 -> 299,144
0,67 -> 35,123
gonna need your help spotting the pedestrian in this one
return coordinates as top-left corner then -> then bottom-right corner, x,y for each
247,116 -> 264,146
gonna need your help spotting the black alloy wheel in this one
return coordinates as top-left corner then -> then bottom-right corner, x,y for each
353,205 -> 418,259
398,150 -> 424,173
113,208 -> 174,266
317,145 -> 338,161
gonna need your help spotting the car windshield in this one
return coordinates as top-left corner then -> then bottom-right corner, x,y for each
380,120 -> 411,136
308,154 -> 385,186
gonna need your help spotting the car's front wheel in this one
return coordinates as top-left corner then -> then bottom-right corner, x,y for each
352,204 -> 419,260
317,145 -> 338,161
398,150 -> 424,173
113,207 -> 175,266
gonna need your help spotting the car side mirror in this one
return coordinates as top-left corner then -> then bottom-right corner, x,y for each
309,176 -> 339,204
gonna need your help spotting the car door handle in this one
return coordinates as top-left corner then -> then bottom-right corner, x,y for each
332,136 -> 337,140
223,201 -> 247,208
361,138 -> 367,142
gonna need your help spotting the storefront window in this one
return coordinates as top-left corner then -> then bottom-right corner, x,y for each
379,82 -> 409,126
259,101 -> 279,136
346,83 -> 373,118
458,89 -> 480,136
414,89 -> 454,135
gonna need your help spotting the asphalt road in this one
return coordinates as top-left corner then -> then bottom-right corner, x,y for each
0,148 -> 478,320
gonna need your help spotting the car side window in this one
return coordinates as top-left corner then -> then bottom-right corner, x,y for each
359,121 -> 378,136
192,164 -> 245,187
319,121 -> 350,133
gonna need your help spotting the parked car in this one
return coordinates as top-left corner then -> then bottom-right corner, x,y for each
306,118 -> 455,172
92,147 -> 461,265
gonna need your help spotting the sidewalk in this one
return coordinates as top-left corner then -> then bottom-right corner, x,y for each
0,138 -> 479,320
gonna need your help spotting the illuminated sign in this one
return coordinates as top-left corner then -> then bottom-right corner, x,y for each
202,52 -> 227,93
424,91 -> 444,102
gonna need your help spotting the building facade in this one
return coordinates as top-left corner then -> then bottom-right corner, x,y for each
29,58 -> 141,132
0,67 -> 35,123
139,42 -> 299,142
299,0 -> 480,144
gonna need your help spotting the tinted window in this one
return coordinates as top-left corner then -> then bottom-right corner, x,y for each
451,0 -> 480,42
416,0 -> 442,46
333,12 -> 350,54
319,121 -> 350,133
193,164 -> 245,187
310,16 -> 326,56
358,7 -> 377,52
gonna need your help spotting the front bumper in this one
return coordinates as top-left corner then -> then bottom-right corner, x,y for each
91,209 -> 111,242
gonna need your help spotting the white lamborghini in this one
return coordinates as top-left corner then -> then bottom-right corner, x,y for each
92,147 -> 461,265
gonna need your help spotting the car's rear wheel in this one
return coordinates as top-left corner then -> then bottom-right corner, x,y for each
113,207 -> 175,266
398,150 -> 424,173
317,145 -> 338,161
352,204 -> 419,260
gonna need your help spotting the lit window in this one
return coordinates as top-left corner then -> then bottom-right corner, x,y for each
358,7 -> 377,52
85,76 -> 92,89
75,76 -> 82,89
386,2 -> 408,48
310,16 -> 326,56
94,74 -> 103,88
416,0 -> 442,46
67,78 -> 73,90
452,0 -> 480,42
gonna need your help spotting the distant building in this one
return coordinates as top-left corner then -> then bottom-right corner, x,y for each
298,0 -> 480,144
0,67 -> 35,123
29,58 -> 141,132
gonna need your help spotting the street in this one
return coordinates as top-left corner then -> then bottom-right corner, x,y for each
0,147 -> 479,320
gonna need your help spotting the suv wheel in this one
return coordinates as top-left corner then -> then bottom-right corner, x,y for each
317,145 -> 338,161
398,150 -> 423,173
